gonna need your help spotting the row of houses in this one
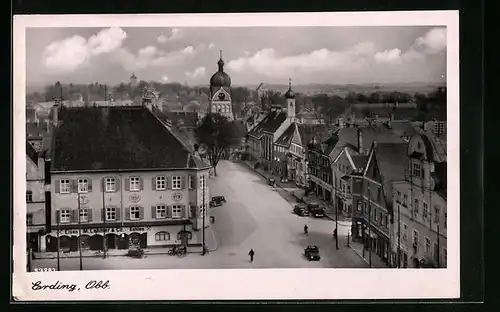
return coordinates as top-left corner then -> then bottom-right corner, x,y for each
26,95 -> 213,254
245,82 -> 447,268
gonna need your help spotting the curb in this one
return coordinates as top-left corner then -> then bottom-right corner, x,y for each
350,245 -> 371,267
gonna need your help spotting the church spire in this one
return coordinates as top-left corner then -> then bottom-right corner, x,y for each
217,50 -> 224,71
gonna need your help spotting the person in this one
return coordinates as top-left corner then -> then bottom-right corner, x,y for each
248,249 -> 255,263
304,224 -> 308,235
333,228 -> 337,239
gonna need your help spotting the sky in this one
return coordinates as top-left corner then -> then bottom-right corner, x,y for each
26,26 -> 447,87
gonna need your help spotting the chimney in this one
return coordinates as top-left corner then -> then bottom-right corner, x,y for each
51,104 -> 59,127
357,128 -> 363,154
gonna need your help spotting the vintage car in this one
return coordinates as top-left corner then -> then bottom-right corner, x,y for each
293,204 -> 309,216
311,207 -> 325,218
304,245 -> 321,261
210,196 -> 226,207
268,177 -> 276,187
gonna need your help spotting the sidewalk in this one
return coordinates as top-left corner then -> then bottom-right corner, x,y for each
349,240 -> 389,268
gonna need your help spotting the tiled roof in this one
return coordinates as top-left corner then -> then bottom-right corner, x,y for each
390,120 -> 418,137
248,110 -> 287,138
26,142 -> 38,165
373,142 -> 408,215
164,111 -> 199,128
323,135 -> 340,155
275,123 -> 295,147
52,106 -> 195,171
297,124 -> 332,147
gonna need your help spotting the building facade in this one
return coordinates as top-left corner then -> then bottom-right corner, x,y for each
392,132 -> 447,268
42,104 -> 211,254
307,135 -> 338,203
209,52 -> 233,121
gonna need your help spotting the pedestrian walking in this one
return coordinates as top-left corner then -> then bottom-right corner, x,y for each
304,224 -> 308,235
248,249 -> 255,263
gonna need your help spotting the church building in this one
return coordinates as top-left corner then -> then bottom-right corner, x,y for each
208,51 -> 233,121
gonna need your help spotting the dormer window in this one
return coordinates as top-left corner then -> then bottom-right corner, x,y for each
412,162 -> 422,177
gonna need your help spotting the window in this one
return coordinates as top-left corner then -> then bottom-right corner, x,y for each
156,176 -> 166,190
155,231 -> 170,241
27,213 -> 33,225
177,231 -> 193,240
412,162 -> 421,177
78,178 -> 88,193
347,185 -> 351,194
414,199 -> 419,214
364,202 -> 368,214
129,177 -> 140,191
434,206 -> 440,223
425,237 -> 431,253
402,224 -> 408,241
397,191 -> 401,202
172,176 -> 182,189
412,230 -> 419,246
172,205 -> 182,218
200,175 -> 206,189
105,177 -> 116,192
423,202 -> 428,218
26,190 -> 33,203
130,206 -> 140,220
60,179 -> 71,193
188,176 -> 194,189
106,207 -> 116,221
156,205 -> 166,218
357,202 -> 362,211
374,210 -> 379,221
60,209 -> 71,223
79,208 -> 88,222
403,194 -> 408,206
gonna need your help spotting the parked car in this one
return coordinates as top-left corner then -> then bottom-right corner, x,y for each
210,196 -> 226,207
268,177 -> 276,187
307,202 -> 320,211
293,204 -> 309,216
304,245 -> 321,261
311,207 -> 325,218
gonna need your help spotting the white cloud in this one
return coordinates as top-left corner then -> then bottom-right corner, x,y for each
117,45 -> 197,72
414,27 -> 447,54
374,48 -> 402,63
42,27 -> 127,73
185,66 -> 206,79
157,28 -> 183,43
208,43 -> 215,49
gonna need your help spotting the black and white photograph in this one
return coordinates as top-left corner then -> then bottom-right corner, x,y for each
13,11 -> 460,300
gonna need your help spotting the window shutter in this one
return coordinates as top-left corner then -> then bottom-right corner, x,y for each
152,177 -> 156,190
190,205 -> 197,218
88,208 -> 93,222
88,178 -> 93,192
115,177 -> 121,192
125,208 -> 130,220
139,177 -> 144,190
139,206 -> 144,220
192,175 -> 197,190
166,175 -> 171,190
101,178 -> 105,192
56,210 -> 60,224
55,180 -> 60,193
115,207 -> 121,221
151,206 -> 156,219
71,180 -> 78,193
124,178 -> 130,191
166,205 -> 172,218
71,209 -> 78,222
182,204 -> 188,218
181,176 -> 186,189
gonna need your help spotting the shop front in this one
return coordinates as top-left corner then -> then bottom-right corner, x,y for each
42,224 -> 199,252
359,222 -> 390,265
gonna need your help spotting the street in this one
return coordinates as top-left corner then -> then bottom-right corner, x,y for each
32,160 -> 368,270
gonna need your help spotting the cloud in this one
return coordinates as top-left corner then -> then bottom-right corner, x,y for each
42,27 -> 127,73
244,51 -> 250,56
117,45 -> 197,71
414,27 -> 446,54
208,43 -> 215,49
374,48 -> 402,63
157,28 -> 182,43
185,66 -> 206,79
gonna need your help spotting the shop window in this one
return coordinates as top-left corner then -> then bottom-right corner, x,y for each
130,206 -> 140,220
80,235 -> 91,249
172,176 -> 182,190
78,178 -> 88,193
129,177 -> 140,191
105,177 -> 116,192
172,205 -> 182,218
155,231 -> 170,241
60,209 -> 71,223
156,176 -> 166,190
156,205 -> 166,219
60,179 -> 70,193
26,190 -> 33,203
106,207 -> 116,221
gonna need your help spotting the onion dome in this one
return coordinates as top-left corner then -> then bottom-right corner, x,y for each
210,50 -> 231,87
284,78 -> 295,99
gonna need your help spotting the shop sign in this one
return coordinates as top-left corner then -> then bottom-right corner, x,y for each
55,226 -> 153,235
171,192 -> 183,202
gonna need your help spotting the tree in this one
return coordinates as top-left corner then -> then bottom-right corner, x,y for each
194,113 -> 239,176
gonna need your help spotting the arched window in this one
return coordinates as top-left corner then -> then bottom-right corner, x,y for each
155,231 -> 170,241
26,190 -> 33,203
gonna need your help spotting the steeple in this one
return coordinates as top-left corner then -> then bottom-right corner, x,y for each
284,78 -> 295,99
217,50 -> 224,71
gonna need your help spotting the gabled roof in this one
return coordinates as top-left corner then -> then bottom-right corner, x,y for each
26,142 -> 39,165
351,155 -> 368,172
275,123 -> 296,147
52,106 -> 199,172
248,110 -> 287,138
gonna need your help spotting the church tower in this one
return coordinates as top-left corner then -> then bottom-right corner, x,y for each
209,50 -> 233,121
130,73 -> 138,87
284,78 -> 296,122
